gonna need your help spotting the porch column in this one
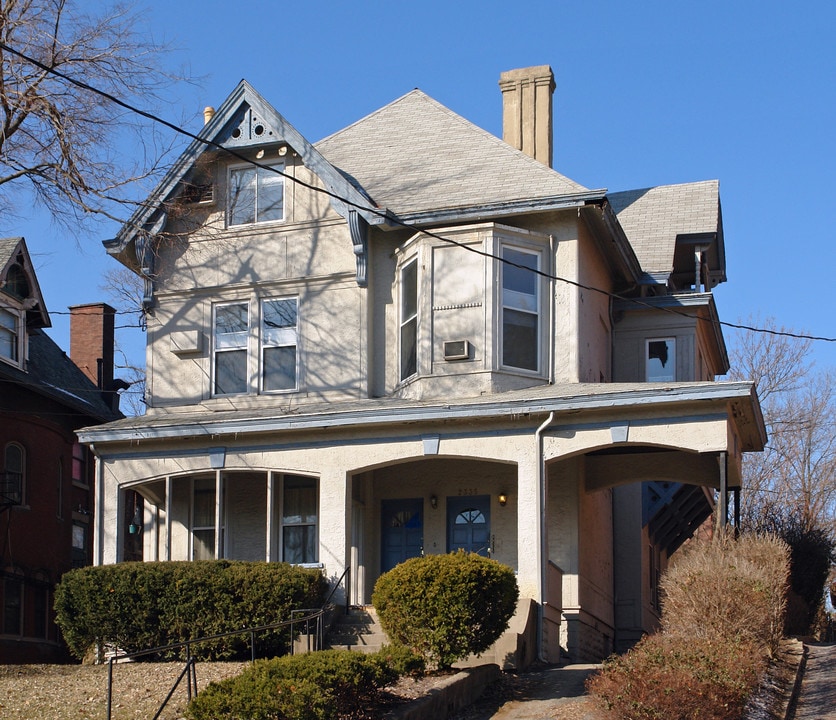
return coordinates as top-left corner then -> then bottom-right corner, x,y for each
516,446 -> 542,601
319,467 -> 349,600
98,459 -> 121,565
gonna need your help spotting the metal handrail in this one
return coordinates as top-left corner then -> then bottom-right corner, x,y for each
105,565 -> 353,720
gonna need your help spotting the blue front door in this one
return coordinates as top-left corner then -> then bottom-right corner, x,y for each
447,495 -> 491,556
381,499 -> 423,573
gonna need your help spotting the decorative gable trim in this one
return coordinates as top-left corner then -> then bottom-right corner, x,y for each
106,80 -> 389,287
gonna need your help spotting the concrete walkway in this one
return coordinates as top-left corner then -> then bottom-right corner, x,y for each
450,663 -> 600,720
791,642 -> 836,720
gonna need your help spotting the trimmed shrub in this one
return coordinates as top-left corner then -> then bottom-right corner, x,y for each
185,647 -> 418,720
587,633 -> 766,720
54,561 -> 327,661
372,551 -> 518,669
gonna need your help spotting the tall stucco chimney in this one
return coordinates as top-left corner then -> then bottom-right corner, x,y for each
69,303 -> 116,391
499,65 -> 555,168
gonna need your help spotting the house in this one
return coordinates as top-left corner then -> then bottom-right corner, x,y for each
1,237 -> 124,662
77,66 -> 765,664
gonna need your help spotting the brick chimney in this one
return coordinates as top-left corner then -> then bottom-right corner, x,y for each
69,303 -> 116,391
499,65 -> 555,168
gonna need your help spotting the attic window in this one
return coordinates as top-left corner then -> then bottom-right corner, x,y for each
2,263 -> 29,300
228,162 -> 284,226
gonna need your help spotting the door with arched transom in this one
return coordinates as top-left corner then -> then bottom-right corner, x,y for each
447,495 -> 491,556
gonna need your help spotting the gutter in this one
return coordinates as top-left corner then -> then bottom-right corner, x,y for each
76,381 -> 760,445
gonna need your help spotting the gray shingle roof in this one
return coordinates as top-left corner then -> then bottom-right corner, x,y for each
0,328 -> 122,422
316,90 -> 589,217
608,180 -> 721,274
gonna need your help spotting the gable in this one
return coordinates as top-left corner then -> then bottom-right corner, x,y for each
0,237 -> 49,328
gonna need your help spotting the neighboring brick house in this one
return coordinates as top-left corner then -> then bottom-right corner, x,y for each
77,66 -> 765,663
1,237 -> 123,663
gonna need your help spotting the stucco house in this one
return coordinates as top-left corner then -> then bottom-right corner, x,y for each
1,237 -> 124,662
77,66 -> 765,663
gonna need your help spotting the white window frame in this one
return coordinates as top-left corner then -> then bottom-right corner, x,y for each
399,258 -> 419,382
212,301 -> 250,396
190,475 -> 225,560
646,338 -> 676,382
499,243 -> 543,374
278,475 -> 319,565
0,307 -> 21,368
260,297 -> 299,393
227,162 -> 285,227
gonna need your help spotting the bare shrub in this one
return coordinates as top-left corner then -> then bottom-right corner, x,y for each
661,533 -> 789,655
587,534 -> 790,719
587,633 -> 766,720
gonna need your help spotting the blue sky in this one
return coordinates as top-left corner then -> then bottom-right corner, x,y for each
10,0 -> 836,382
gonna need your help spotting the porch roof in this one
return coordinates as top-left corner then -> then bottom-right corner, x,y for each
78,381 -> 765,452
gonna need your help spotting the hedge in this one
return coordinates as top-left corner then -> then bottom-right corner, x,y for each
54,560 -> 327,660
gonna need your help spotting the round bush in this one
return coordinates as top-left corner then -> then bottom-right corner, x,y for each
372,551 -> 518,669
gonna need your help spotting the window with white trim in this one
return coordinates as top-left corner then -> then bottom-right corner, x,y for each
0,308 -> 20,365
228,163 -> 284,226
501,245 -> 541,372
212,298 -> 299,397
261,298 -> 298,392
646,338 -> 676,382
213,302 -> 250,395
191,477 -> 222,560
399,259 -> 418,381
280,475 -> 318,564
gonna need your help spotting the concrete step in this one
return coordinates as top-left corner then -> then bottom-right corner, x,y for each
325,606 -> 389,653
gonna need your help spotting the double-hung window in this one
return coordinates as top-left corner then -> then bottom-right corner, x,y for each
501,245 -> 541,372
228,163 -> 284,226
399,259 -> 418,381
281,475 -> 318,564
0,308 -> 20,365
213,302 -> 249,395
261,298 -> 298,392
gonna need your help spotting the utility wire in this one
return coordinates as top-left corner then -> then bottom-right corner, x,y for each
1,41 -> 834,345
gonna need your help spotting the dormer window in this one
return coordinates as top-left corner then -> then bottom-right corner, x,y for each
646,338 -> 676,382
228,162 -> 285,226
0,308 -> 20,365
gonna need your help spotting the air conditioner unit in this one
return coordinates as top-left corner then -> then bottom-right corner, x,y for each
443,340 -> 471,361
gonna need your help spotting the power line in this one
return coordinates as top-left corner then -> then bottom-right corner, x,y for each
1,41 -> 834,346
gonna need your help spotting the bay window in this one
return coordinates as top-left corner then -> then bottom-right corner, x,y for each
501,245 -> 541,372
399,259 -> 418,381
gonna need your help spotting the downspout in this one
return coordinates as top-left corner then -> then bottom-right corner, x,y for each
548,235 -> 555,385
536,411 -> 555,662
